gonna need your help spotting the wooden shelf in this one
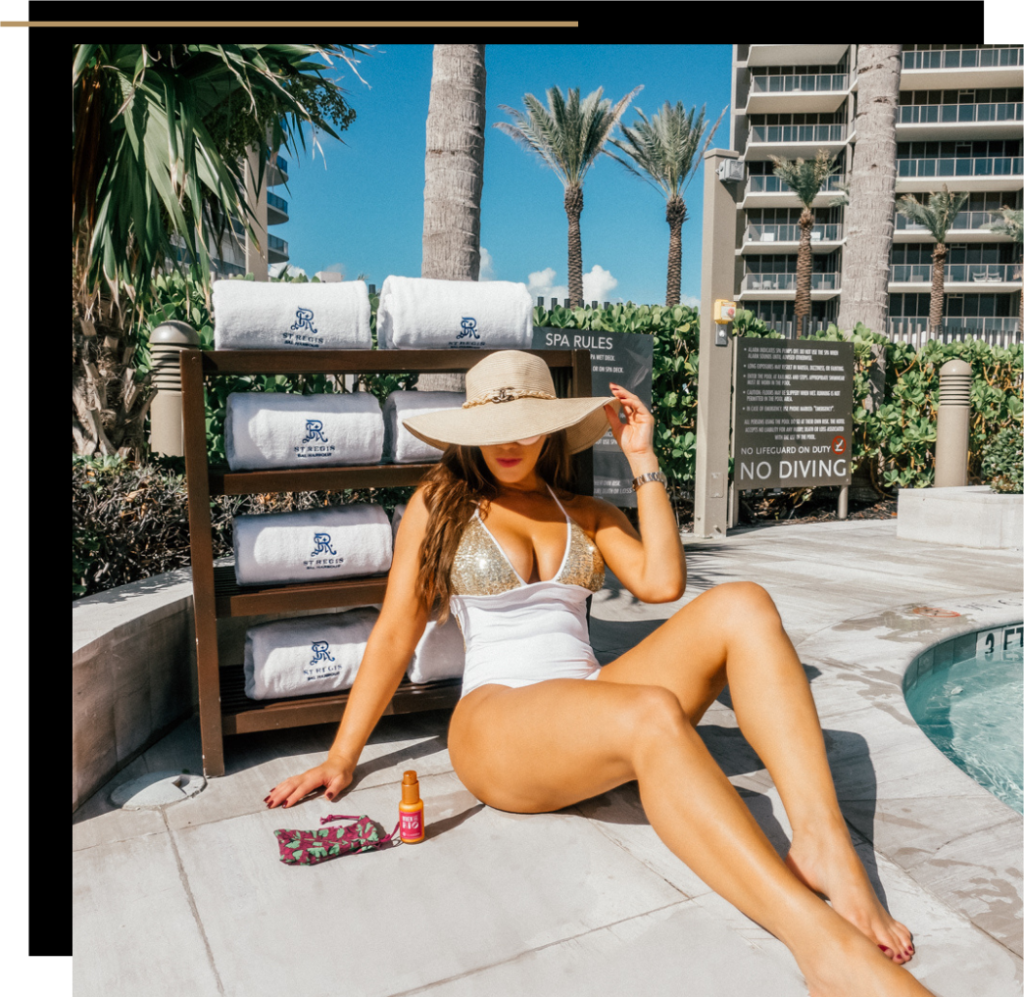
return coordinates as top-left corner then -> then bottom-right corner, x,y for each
182,346 -> 594,776
219,664 -> 461,735
208,462 -> 435,496
198,348 -> 577,376
214,566 -> 389,617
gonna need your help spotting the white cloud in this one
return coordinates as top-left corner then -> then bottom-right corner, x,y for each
478,247 -> 495,281
320,262 -> 346,276
269,262 -> 308,279
680,293 -> 700,309
526,264 -> 622,307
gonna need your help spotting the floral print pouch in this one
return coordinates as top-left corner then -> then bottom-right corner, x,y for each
274,813 -> 402,865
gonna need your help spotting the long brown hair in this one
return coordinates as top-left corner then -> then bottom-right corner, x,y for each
416,431 -> 574,623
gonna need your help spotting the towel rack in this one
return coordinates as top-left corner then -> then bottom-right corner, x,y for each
181,348 -> 594,777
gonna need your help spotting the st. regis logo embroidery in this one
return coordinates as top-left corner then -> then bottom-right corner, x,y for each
302,419 -> 328,444
457,316 -> 480,340
290,307 -> 319,335
310,640 -> 335,664
311,533 -> 338,557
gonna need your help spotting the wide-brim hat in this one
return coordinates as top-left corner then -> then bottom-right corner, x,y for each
401,350 -> 621,455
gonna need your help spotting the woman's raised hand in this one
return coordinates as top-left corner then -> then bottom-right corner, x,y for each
603,383 -> 656,461
265,757 -> 354,809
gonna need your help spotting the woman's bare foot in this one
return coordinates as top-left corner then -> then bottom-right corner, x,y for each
786,824 -> 915,965
796,921 -> 934,997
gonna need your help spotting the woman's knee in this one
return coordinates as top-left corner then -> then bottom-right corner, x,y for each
707,581 -> 782,635
623,686 -> 694,754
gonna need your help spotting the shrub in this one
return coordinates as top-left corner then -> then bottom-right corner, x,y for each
981,426 -> 1023,493
72,454 -> 412,600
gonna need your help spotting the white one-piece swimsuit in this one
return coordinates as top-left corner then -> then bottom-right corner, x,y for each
449,484 -> 605,699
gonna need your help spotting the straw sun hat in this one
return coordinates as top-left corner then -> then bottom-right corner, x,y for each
401,351 -> 622,455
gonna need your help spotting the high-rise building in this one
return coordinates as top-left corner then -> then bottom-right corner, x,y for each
730,44 -> 1022,344
170,149 -> 290,279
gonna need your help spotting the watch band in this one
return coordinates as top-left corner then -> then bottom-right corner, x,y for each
631,470 -> 668,492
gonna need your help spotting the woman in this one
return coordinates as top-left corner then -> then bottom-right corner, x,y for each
267,351 -> 933,997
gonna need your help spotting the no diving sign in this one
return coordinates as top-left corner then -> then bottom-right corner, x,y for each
733,338 -> 854,490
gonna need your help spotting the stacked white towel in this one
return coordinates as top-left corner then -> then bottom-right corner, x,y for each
212,280 -> 372,350
377,275 -> 532,350
384,390 -> 465,463
408,615 -> 466,684
225,391 -> 384,471
244,609 -> 378,699
233,505 -> 392,587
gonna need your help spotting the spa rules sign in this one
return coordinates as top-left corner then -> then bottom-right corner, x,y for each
733,338 -> 854,490
532,328 -> 654,507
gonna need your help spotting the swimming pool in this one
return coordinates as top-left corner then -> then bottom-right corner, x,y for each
904,623 -> 1024,814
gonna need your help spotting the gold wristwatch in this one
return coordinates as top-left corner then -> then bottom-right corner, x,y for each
631,470 -> 668,492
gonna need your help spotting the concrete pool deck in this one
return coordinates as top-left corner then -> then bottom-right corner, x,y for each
72,520 -> 1023,996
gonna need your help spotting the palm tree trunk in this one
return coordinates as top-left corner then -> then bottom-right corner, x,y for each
795,207 -> 814,337
420,44 -> 486,393
665,195 -> 687,307
929,242 -> 947,333
565,184 -> 584,308
836,44 -> 901,336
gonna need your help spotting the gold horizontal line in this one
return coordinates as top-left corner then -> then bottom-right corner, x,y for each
2,21 -> 579,27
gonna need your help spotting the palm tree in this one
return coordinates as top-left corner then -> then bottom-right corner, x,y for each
605,101 -> 727,306
982,206 -> 1023,333
495,85 -> 641,308
895,185 -> 970,333
768,150 -> 841,337
72,43 -> 364,456
419,44 -> 487,393
836,44 -> 901,336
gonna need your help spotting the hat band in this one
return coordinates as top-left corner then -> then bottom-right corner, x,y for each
462,387 -> 557,408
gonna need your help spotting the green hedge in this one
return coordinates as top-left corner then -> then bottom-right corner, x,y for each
532,301 -> 1023,495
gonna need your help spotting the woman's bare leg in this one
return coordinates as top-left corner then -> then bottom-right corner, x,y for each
596,581 -> 914,963
448,679 -> 933,997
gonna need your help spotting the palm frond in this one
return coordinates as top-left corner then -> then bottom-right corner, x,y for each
895,184 -> 971,242
769,149 -> 839,208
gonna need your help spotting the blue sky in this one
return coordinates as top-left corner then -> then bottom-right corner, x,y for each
270,45 -> 733,307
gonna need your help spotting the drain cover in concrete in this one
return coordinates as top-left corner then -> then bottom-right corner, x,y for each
110,771 -> 206,809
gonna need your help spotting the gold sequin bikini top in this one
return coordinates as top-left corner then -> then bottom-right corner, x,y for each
450,484 -> 605,597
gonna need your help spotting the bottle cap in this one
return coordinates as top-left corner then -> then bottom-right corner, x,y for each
401,770 -> 420,805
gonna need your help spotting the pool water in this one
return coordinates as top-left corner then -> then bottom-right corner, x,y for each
904,624 -> 1023,814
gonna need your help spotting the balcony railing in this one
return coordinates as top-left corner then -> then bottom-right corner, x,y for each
896,156 -> 1023,179
898,102 -> 1023,125
742,273 -> 841,292
747,174 -> 846,195
269,155 -> 289,180
889,263 -> 1021,283
888,316 -> 1021,347
902,47 -> 1023,70
267,191 -> 289,214
896,210 -> 1008,232
749,72 -> 848,93
749,124 -> 847,144
746,223 -> 843,243
268,234 -> 288,254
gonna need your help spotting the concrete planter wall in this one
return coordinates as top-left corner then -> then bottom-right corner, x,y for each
897,485 -> 1023,549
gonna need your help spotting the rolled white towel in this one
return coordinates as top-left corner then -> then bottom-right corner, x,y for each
244,609 -> 378,699
225,391 -> 384,471
212,279 -> 372,350
233,504 -> 392,587
407,615 -> 466,685
377,275 -> 532,350
384,390 -> 465,463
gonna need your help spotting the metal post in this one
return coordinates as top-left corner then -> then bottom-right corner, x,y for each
837,485 -> 849,520
148,321 -> 201,457
934,358 -> 972,486
693,149 -> 741,538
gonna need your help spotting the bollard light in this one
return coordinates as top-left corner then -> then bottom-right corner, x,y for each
149,320 -> 201,457
934,358 -> 972,487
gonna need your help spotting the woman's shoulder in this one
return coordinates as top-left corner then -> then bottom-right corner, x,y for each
557,490 -> 621,532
